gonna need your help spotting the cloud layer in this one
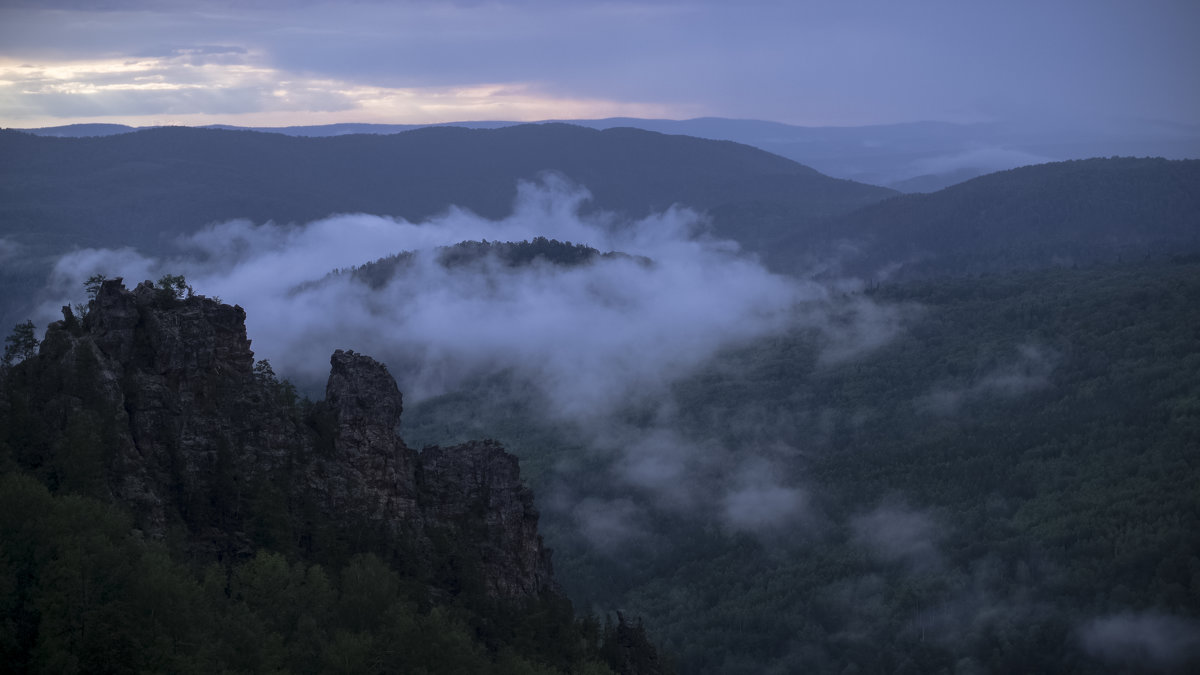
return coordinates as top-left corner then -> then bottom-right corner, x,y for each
3,1 -> 1197,127
1079,612 -> 1200,671
37,177 -> 909,539
35,176 -> 832,407
851,502 -> 942,570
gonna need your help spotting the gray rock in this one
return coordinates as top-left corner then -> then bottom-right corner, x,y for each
34,279 -> 554,598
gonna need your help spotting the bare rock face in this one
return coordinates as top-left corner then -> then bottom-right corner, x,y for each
86,277 -> 141,363
29,279 -> 554,598
326,349 -> 404,435
68,279 -> 286,542
420,440 -> 555,597
318,349 -> 419,523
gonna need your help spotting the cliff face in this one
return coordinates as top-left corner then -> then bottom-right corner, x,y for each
420,440 -> 553,597
30,279 -> 554,599
319,349 -> 419,523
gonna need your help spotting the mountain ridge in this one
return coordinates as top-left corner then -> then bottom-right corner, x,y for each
776,156 -> 1200,279
17,115 -> 1200,189
0,123 -> 892,255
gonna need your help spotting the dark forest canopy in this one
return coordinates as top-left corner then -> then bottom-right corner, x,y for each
780,157 -> 1200,279
0,281 -> 670,674
3,121 -> 1200,673
320,237 -> 646,291
406,257 -> 1200,673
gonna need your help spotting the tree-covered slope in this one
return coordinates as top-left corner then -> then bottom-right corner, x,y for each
407,257 -> 1200,673
779,157 -> 1200,278
0,279 -> 669,674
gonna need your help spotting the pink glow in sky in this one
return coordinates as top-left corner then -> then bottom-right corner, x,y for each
1,0 -> 1197,129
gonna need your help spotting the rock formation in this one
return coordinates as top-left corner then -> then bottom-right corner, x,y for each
28,278 -> 554,599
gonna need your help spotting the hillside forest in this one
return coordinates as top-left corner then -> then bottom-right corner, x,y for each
1,125 -> 1198,673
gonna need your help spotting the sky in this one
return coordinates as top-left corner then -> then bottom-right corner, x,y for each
1,0 -> 1197,129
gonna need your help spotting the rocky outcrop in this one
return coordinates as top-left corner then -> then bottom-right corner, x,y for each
28,279 -> 554,598
420,440 -> 554,597
318,349 -> 419,523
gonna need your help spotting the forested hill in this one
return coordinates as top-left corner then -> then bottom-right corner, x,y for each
784,157 -> 1200,278
321,237 -> 644,290
0,124 -> 893,258
0,279 -> 668,673
405,255 -> 1200,673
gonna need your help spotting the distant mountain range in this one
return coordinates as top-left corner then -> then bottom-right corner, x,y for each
0,123 -> 889,326
0,123 -> 889,258
3,124 -> 1198,292
17,116 -> 1200,192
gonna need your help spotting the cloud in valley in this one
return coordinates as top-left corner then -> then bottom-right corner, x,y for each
851,502 -> 942,570
566,496 -> 648,553
38,176 -> 872,412
907,146 -> 1056,176
1079,612 -> 1200,671
720,458 -> 811,533
36,177 -> 906,540
918,343 -> 1055,415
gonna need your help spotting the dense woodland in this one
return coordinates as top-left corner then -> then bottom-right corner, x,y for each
0,471 -> 638,674
328,237 -> 642,291
785,157 -> 1200,279
406,256 -> 1200,673
0,280 -> 668,674
1,125 -> 1198,672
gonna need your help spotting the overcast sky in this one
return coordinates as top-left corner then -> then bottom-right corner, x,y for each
1,0 -> 1197,128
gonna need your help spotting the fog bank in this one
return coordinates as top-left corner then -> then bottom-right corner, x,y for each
37,176 -> 908,537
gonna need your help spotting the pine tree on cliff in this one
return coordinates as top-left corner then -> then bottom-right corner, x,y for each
2,320 -> 38,367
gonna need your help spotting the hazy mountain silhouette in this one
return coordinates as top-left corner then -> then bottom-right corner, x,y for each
777,157 -> 1200,278
23,116 -> 1199,189
0,123 -> 892,259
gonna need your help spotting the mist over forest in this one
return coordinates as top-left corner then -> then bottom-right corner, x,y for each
4,0 -> 1200,670
34,176 -> 819,403
2,121 -> 1199,673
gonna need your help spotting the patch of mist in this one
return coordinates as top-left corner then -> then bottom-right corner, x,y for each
907,146 -> 1056,177
720,457 -> 811,533
918,343 -> 1055,415
808,294 -> 919,366
912,554 -> 1052,649
557,411 -> 817,547
826,539 -> 1061,665
850,501 -> 942,571
0,237 -> 23,264
613,426 -> 707,512
1078,612 -> 1200,671
567,496 -> 649,553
